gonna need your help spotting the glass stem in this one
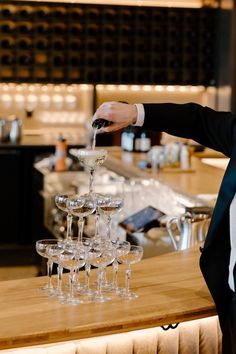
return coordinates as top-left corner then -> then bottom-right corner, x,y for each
69,268 -> 76,300
107,217 -> 111,240
47,258 -> 53,290
113,259 -> 119,291
66,211 -> 73,240
85,261 -> 91,290
57,264 -> 63,296
125,265 -> 131,295
89,168 -> 95,194
98,267 -> 104,298
78,217 -> 85,243
94,212 -> 100,239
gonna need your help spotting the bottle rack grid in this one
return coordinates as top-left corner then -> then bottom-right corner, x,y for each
0,1 -> 220,85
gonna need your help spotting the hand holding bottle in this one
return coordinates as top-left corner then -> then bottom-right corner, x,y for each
92,102 -> 138,133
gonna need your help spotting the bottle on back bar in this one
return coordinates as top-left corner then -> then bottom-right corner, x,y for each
55,133 -> 67,171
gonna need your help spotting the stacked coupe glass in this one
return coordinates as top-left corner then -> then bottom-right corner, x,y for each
36,148 -> 143,304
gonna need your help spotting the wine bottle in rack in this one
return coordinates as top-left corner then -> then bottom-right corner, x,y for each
0,21 -> 15,34
103,39 -> 115,52
53,38 -> 66,51
1,53 -> 14,65
120,8 -> 132,21
36,22 -> 49,35
17,22 -> 33,34
35,6 -> 50,19
53,54 -> 65,66
18,53 -> 33,66
70,7 -> 84,20
36,37 -> 49,51
70,54 -> 82,66
70,23 -> 83,35
103,24 -> 116,36
1,5 -> 16,18
53,23 -> 66,35
87,39 -> 98,51
52,6 -> 67,19
87,24 -> 100,36
137,9 -> 149,22
87,7 -> 100,20
70,39 -> 83,51
18,6 -> 33,18
103,8 -> 116,21
18,37 -> 32,50
1,36 -> 15,49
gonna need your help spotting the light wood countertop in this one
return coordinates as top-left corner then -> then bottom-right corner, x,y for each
104,147 -> 226,196
0,246 -> 215,350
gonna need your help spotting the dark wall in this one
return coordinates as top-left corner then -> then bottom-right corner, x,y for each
0,2 -> 219,86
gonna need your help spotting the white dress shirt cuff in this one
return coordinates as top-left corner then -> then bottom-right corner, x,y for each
133,104 -> 145,127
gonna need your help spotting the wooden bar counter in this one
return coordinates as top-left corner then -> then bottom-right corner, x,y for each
104,147 -> 226,196
0,246 -> 215,350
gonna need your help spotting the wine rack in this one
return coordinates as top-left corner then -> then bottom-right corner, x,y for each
0,1 -> 221,85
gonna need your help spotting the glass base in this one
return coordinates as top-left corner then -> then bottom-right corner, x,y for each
60,296 -> 84,305
119,291 -> 139,300
39,284 -> 56,296
92,292 -> 111,303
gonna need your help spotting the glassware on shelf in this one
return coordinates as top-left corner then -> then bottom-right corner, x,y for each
117,245 -> 143,300
35,239 -> 59,294
69,148 -> 108,193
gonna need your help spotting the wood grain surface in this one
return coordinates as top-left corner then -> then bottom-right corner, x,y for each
0,247 -> 215,350
104,147 -> 225,196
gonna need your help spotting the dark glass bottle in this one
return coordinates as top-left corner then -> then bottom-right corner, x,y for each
92,118 -> 111,130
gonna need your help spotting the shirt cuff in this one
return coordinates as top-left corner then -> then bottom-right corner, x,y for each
133,103 -> 145,127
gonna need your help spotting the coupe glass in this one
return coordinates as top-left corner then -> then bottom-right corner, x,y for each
59,243 -> 86,305
111,240 -> 130,293
46,240 -> 65,299
69,194 -> 96,243
98,196 -> 124,240
89,241 -> 115,302
55,194 -> 83,241
94,194 -> 112,240
35,239 -> 59,294
70,148 -> 108,193
117,245 -> 143,300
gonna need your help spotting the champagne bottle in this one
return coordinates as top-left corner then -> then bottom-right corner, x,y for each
92,118 -> 111,130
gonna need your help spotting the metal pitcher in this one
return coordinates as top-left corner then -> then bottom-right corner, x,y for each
166,212 -> 211,251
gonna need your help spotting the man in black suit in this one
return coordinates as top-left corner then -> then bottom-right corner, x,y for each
93,101 -> 236,354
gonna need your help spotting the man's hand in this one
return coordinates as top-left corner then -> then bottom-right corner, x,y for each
92,101 -> 137,133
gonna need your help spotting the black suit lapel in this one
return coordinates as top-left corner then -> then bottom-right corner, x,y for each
204,154 -> 236,250
200,153 -> 236,327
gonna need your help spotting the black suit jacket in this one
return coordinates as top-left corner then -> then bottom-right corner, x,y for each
143,103 -> 236,330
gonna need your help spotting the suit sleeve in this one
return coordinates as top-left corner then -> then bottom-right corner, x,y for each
143,103 -> 236,157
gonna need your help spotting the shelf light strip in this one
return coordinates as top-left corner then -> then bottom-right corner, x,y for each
96,85 -> 206,93
17,0 -> 203,8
